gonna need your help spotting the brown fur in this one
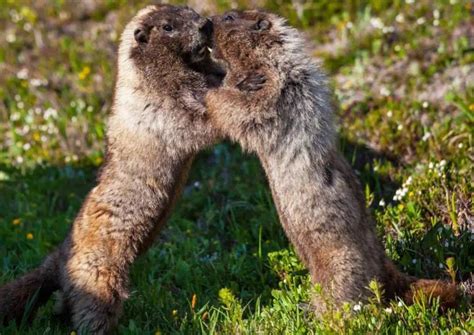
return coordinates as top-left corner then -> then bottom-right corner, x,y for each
205,10 -> 460,312
0,5 -> 223,333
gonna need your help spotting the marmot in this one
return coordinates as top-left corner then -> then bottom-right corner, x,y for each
205,10 -> 459,312
0,5 -> 223,333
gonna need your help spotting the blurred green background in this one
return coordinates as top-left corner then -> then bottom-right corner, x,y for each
0,1 -> 472,334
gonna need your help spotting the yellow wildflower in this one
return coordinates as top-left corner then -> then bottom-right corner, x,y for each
26,233 -> 33,240
398,204 -> 404,210
469,104 -> 474,112
191,293 -> 197,310
33,131 -> 41,142
78,66 -> 91,80
12,218 -> 21,225
172,309 -> 178,317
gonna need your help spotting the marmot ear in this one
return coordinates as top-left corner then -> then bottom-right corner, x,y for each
254,19 -> 271,31
134,28 -> 149,44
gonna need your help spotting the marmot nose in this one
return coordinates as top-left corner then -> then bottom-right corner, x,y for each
199,18 -> 213,37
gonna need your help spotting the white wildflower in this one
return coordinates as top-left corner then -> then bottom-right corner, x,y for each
23,23 -> 32,32
393,185 -> 408,202
422,132 -> 431,141
439,263 -> 444,269
109,31 -> 118,41
412,259 -> 417,264
346,21 -> 353,30
398,301 -> 404,307
370,17 -> 384,29
353,303 -> 362,312
387,110 -> 393,118
16,68 -> 28,80
30,78 -> 44,87
10,112 -> 21,121
17,101 -> 25,109
23,143 -> 31,151
44,108 -> 58,119
458,143 -> 463,149
59,11 -> 69,20
422,101 -> 429,108
379,199 -> 386,207
380,86 -> 390,96
77,99 -> 86,110
397,124 -> 403,131
433,10 -> 440,19
384,307 -> 392,313
428,162 -> 434,169
382,26 -> 395,34
395,14 -> 404,23
10,10 -> 21,22
6,31 -> 16,43
433,19 -> 439,26
416,17 -> 426,25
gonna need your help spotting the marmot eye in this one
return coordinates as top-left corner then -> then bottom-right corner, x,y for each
255,19 -> 271,31
163,24 -> 173,32
223,14 -> 234,22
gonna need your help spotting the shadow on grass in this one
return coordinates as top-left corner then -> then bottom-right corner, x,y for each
0,139 -> 422,333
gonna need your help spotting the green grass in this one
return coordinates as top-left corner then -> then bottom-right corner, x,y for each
0,0 -> 472,334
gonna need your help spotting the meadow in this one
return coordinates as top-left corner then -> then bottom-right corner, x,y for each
0,0 -> 472,334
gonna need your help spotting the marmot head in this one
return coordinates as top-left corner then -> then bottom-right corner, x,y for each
210,10 -> 302,70
117,4 -> 217,91
207,10 -> 334,155
131,5 -> 212,65
111,5 -> 222,153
